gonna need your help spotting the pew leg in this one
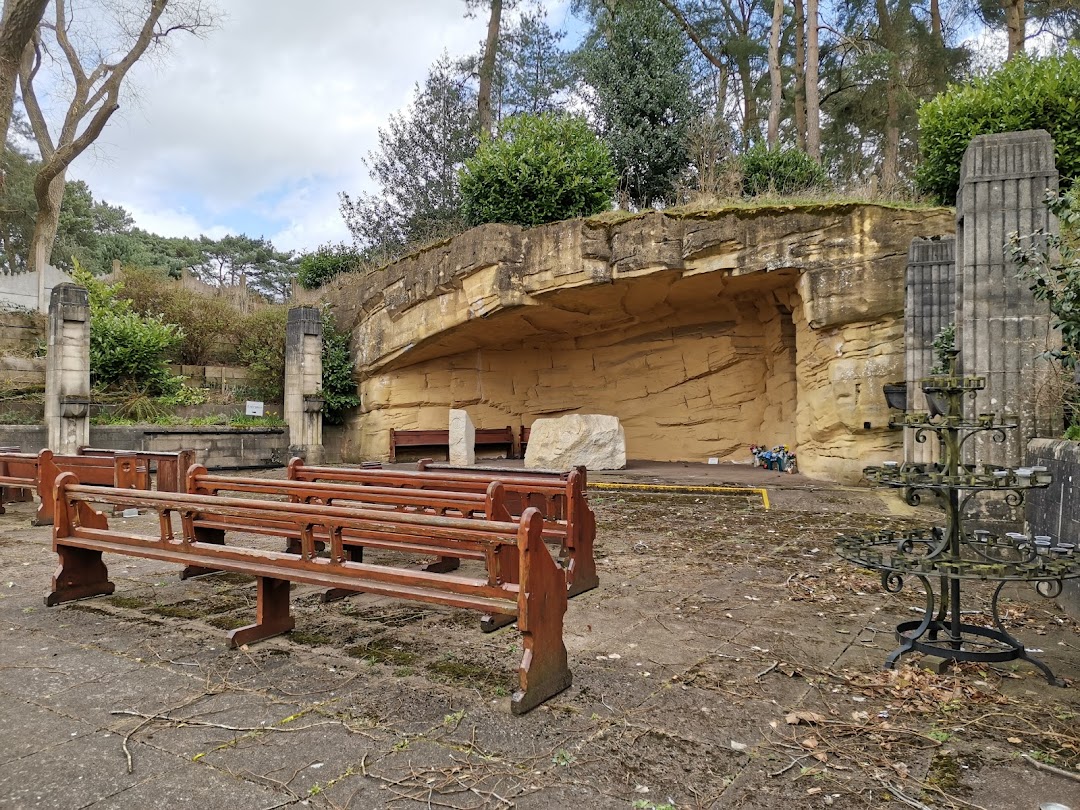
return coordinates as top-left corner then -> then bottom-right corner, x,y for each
45,545 -> 115,606
182,527 -> 225,579
227,576 -> 295,647
481,544 -> 520,632
511,517 -> 572,715
565,510 -> 600,598
423,556 -> 460,574
321,546 -> 363,602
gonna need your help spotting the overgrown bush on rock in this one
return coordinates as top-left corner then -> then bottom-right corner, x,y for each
738,145 -> 828,197
297,243 -> 363,290
460,113 -> 616,227
916,53 -> 1080,204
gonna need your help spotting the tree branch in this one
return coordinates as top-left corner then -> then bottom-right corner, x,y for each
655,0 -> 729,69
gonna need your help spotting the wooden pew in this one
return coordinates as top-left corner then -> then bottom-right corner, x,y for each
78,447 -> 196,493
186,467 -> 513,603
46,474 -> 572,714
288,459 -> 599,601
389,426 -> 516,462
0,450 -> 37,515
0,449 -> 148,524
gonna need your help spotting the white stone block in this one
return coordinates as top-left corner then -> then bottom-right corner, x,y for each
524,414 -> 626,470
449,409 -> 475,466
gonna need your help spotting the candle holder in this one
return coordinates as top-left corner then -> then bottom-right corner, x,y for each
837,345 -> 1079,685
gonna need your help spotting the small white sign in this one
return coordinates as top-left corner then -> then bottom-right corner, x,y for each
245,401 -> 264,417
708,457 -> 719,465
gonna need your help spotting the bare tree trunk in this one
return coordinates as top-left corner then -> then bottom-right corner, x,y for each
0,0 -> 48,162
477,0 -> 502,140
792,0 -> 806,150
17,0 -> 206,304
805,0 -> 820,161
30,169 -> 63,303
1004,0 -> 1025,59
767,0 -> 783,149
930,0 -> 942,44
737,59 -> 758,144
876,0 -> 900,192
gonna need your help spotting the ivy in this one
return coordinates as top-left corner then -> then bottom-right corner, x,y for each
320,310 -> 360,424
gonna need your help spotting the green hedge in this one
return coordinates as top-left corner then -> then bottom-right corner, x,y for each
738,145 -> 827,197
460,113 -> 616,227
916,53 -> 1080,204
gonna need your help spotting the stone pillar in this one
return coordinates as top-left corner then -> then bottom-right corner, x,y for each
449,409 -> 475,466
285,306 -> 324,464
905,237 -> 955,464
955,130 -> 1061,467
44,284 -> 91,454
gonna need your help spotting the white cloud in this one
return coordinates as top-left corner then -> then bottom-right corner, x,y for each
51,0 -> 495,252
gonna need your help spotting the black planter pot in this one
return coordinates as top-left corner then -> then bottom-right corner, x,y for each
923,387 -> 948,417
882,383 -> 907,411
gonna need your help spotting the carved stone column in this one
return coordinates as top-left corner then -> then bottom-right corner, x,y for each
44,284 -> 91,455
285,306 -> 323,464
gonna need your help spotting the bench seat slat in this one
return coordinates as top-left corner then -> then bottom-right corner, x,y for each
60,531 -> 518,615
68,527 -> 517,603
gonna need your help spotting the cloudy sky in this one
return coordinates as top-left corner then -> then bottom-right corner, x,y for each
52,1 -> 571,254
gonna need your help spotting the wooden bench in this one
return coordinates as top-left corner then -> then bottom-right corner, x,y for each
187,466 -> 515,606
46,474 -> 572,714
289,460 -> 599,600
78,448 -> 196,493
519,426 -> 531,458
389,426 -> 516,462
0,449 -> 149,524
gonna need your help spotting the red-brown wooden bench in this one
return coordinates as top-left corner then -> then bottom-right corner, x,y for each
0,449 -> 149,524
78,447 -> 196,493
288,460 -> 598,602
186,466 -> 515,605
46,473 -> 571,714
389,426 -> 515,462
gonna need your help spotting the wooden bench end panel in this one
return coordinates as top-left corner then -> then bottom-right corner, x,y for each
511,508 -> 571,714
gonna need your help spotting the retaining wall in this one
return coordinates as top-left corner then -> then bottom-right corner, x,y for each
0,425 -> 288,470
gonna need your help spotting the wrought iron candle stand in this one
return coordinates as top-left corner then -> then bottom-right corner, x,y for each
836,350 -> 1080,684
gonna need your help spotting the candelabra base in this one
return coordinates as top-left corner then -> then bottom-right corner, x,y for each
886,618 -> 1061,686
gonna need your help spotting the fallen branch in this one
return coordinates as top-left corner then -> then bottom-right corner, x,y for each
1021,753 -> 1080,783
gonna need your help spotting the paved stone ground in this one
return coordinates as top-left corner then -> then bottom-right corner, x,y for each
1,463 -> 1079,809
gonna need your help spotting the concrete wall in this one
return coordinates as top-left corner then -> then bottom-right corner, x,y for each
957,131 -> 1061,466
0,266 -> 70,312
0,425 -> 288,470
905,238 -> 955,464
1025,439 -> 1080,620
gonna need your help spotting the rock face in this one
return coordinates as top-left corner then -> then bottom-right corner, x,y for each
524,414 -> 626,470
448,409 -> 475,466
321,204 -> 956,482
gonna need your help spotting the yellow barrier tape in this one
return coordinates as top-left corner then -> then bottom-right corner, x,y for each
589,481 -> 770,510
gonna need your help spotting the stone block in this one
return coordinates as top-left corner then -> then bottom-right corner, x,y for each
524,414 -> 626,470
448,409 -> 475,466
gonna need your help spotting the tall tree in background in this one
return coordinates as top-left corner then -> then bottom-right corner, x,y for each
820,0 -> 969,189
471,0 -> 505,139
977,0 -> 1080,58
805,0 -> 821,160
577,0 -> 696,207
339,54 -> 478,256
767,0 -> 784,147
0,0 -> 48,165
18,0 -> 213,301
500,2 -> 571,116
